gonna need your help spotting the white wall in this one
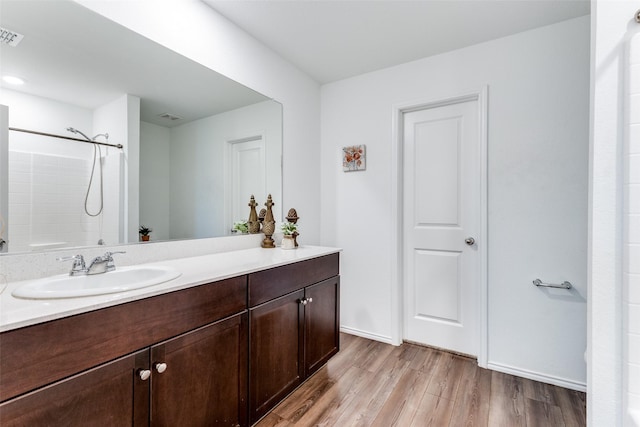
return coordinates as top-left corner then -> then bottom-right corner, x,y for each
321,16 -> 590,388
76,0 -> 321,243
169,100 -> 282,239
139,121 -> 171,241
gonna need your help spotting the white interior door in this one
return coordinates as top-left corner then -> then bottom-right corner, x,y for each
403,99 -> 480,356
228,137 -> 265,229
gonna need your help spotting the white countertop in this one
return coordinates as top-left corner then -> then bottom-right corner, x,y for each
0,246 -> 340,333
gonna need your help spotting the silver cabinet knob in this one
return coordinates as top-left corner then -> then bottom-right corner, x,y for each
299,297 -> 314,305
138,369 -> 151,381
155,363 -> 167,373
307,297 -> 313,303
465,237 -> 475,246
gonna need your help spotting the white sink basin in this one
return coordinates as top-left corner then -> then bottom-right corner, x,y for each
12,266 -> 182,299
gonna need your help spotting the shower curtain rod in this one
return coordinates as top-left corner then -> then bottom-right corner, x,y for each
8,127 -> 123,149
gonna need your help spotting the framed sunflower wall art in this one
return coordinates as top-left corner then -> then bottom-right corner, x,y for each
342,145 -> 366,172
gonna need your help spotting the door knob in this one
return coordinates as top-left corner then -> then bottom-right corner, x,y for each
138,369 -> 151,381
155,363 -> 167,373
465,237 -> 475,246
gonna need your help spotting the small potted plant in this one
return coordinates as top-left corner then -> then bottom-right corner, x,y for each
232,220 -> 249,234
280,222 -> 298,250
139,225 -> 153,242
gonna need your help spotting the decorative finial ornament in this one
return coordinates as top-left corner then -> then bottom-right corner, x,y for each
286,208 -> 299,224
248,195 -> 260,233
261,194 -> 276,248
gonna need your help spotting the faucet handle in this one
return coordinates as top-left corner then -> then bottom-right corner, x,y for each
57,254 -> 85,265
103,251 -> 126,260
103,251 -> 125,271
106,250 -> 126,255
57,254 -> 86,275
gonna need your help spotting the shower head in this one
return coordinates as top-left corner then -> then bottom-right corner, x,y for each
66,127 -> 92,142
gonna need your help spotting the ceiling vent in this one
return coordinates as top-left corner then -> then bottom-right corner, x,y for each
158,112 -> 183,121
0,27 -> 24,47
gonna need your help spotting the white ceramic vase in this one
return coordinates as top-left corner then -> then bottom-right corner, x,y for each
281,235 -> 296,250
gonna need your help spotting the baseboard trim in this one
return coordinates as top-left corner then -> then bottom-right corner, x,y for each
340,326 -> 395,345
488,362 -> 586,392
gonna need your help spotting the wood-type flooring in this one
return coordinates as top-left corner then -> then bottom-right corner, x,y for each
255,333 -> 586,427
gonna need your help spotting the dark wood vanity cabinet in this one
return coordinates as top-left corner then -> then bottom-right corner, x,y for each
248,254 -> 340,424
0,276 -> 248,427
0,313 -> 248,427
0,252 -> 339,427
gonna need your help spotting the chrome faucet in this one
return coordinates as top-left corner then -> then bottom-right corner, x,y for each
57,254 -> 87,276
86,251 -> 126,275
58,251 -> 126,276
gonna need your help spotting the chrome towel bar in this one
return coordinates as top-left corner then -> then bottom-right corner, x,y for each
533,278 -> 572,290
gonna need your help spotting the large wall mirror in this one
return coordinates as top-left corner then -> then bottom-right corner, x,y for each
0,0 -> 283,254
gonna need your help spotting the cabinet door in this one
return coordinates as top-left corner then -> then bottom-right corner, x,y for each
0,350 -> 149,427
304,276 -> 340,376
150,312 -> 248,427
249,290 -> 305,423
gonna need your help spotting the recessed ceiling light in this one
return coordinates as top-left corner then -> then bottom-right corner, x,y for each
2,75 -> 25,85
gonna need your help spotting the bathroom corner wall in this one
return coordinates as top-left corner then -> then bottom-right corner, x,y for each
321,16 -> 589,388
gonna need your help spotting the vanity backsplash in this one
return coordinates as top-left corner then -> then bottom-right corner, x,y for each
0,234 -> 265,283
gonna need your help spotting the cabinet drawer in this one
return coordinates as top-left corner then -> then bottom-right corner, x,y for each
0,275 -> 247,402
248,253 -> 339,307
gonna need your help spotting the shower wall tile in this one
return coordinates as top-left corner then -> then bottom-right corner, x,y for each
38,193 -> 60,205
7,151 -> 98,251
629,332 -> 640,362
632,94 -> 640,124
629,185 -> 640,213
628,245 -> 640,274
632,64 -> 640,94
629,304 -> 640,336
629,363 -> 640,394
10,172 -> 30,184
628,215 -> 640,243
8,191 -> 29,205
627,274 -> 640,304
9,205 -> 29,223
9,182 -> 30,196
629,154 -> 640,184
8,152 -> 31,172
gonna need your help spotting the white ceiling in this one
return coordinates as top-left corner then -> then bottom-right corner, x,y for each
204,0 -> 590,84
